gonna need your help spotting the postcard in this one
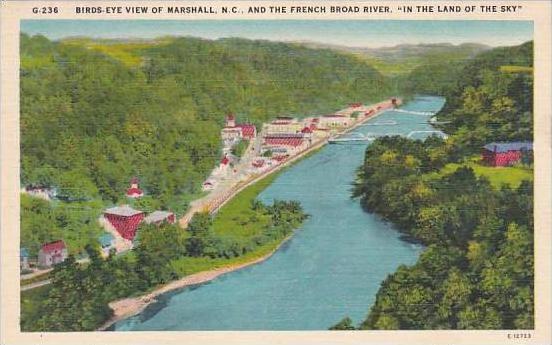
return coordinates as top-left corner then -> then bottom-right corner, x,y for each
1,1 -> 550,344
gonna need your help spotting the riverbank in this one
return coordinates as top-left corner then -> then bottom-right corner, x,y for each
179,98 -> 398,228
100,98 -> 397,330
98,234 -> 293,330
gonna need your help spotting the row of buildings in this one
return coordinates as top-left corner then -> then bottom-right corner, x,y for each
210,101 -> 398,180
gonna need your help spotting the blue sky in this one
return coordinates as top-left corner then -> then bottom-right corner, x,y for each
21,20 -> 533,48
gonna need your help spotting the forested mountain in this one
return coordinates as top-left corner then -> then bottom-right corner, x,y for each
21,33 -> 391,208
401,41 -> 532,109
400,41 -> 533,158
342,41 -> 534,330
298,42 -> 489,76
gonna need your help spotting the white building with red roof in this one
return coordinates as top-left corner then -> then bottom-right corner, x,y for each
126,177 -> 144,198
38,240 -> 68,267
213,154 -> 231,177
236,124 -> 256,140
221,114 -> 257,142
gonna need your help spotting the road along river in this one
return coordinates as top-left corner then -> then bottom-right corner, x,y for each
111,95 -> 446,331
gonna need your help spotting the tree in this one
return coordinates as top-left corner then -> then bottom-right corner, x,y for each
185,212 -> 213,257
329,317 -> 356,330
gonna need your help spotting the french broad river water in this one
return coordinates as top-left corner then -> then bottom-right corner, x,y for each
113,96 -> 446,331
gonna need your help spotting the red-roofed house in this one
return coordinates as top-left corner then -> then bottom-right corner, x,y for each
126,177 -> 144,198
349,102 -> 362,108
104,205 -> 145,240
214,154 -> 231,177
226,113 -> 236,127
221,114 -> 256,141
236,124 -> 256,139
38,240 -> 68,267
301,126 -> 313,140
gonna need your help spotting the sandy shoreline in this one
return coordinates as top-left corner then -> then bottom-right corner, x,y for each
97,236 -> 292,331
97,99 -> 398,331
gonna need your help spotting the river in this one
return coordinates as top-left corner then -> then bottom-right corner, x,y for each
112,95 -> 446,331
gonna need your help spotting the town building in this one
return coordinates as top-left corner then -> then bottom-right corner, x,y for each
265,117 -> 303,134
38,240 -> 68,268
20,248 -> 30,271
221,114 -> 257,141
22,185 -> 55,201
318,114 -> 350,128
236,124 -> 256,140
263,133 -> 305,152
301,126 -> 313,139
144,210 -> 176,226
213,154 -> 231,177
482,142 -> 533,167
98,233 -> 115,256
202,180 -> 216,191
126,177 -> 144,198
103,205 -> 145,240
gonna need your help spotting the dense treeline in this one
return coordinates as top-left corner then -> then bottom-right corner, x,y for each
401,41 -> 533,157
20,33 -> 391,255
20,194 -> 104,256
22,199 -> 307,331
21,33 -> 392,209
349,137 -> 533,329
334,42 -> 534,330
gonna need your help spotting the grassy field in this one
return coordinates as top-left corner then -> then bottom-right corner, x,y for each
170,238 -> 285,277
435,158 -> 533,189
211,173 -> 279,239
61,38 -> 161,67
500,65 -> 534,74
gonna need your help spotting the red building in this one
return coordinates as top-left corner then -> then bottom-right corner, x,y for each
482,142 -> 533,167
236,124 -> 256,139
222,114 -> 257,140
126,177 -> 144,198
104,205 -> 145,240
38,240 -> 68,267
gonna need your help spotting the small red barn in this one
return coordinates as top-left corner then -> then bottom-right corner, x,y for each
104,205 -> 145,240
482,142 -> 533,167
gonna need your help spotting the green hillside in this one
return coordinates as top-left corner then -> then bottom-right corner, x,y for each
348,41 -> 534,330
20,34 -> 392,209
298,42 -> 489,77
